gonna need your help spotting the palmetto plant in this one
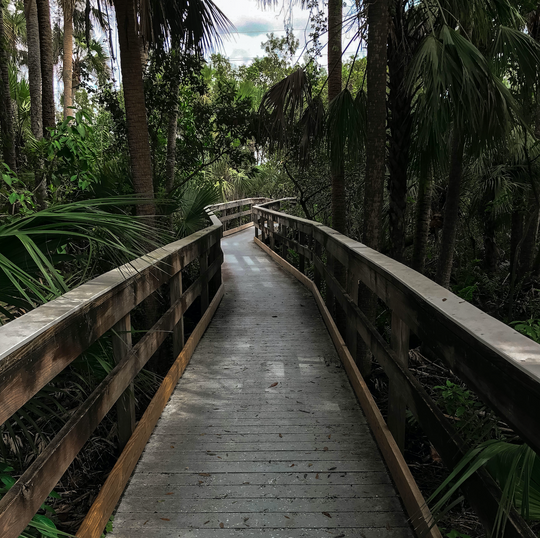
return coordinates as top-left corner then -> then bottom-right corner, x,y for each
0,197 -> 168,320
428,440 -> 540,538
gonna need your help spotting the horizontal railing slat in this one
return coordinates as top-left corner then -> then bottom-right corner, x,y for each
0,226 -> 221,426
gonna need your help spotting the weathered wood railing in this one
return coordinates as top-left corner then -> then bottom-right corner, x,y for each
210,197 -> 270,236
0,205 -> 239,538
253,198 -> 540,538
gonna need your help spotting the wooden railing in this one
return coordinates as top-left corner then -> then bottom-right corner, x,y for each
0,205 -> 238,538
209,197 -> 270,236
253,198 -> 540,538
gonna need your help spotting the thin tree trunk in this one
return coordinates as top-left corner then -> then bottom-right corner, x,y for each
63,1 -> 74,118
435,131 -> 465,288
363,0 -> 388,251
114,0 -> 155,216
412,163 -> 432,273
166,85 -> 180,194
36,0 -> 55,133
0,0 -> 17,171
328,0 -> 346,234
387,0 -> 412,263
359,0 -> 388,376
25,0 -> 43,139
483,197 -> 498,274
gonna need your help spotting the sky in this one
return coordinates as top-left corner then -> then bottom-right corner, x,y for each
210,0 -> 363,67
211,0 -> 312,65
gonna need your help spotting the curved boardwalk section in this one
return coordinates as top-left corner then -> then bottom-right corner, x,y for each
109,228 -> 412,538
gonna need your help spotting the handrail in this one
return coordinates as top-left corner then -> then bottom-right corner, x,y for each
253,200 -> 540,537
208,197 -> 270,235
0,204 -> 239,538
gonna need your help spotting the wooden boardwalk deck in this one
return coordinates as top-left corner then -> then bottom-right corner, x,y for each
109,228 -> 413,538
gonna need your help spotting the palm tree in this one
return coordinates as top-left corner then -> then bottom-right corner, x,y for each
112,0 -> 230,217
363,0 -> 388,252
36,0 -> 55,133
0,0 -> 17,171
62,0 -> 75,118
327,0 -> 345,234
24,0 -> 43,139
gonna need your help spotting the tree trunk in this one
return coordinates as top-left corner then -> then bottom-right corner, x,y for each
435,131 -> 465,288
0,0 -> 17,171
412,163 -> 432,273
63,1 -> 73,118
387,0 -> 412,263
114,0 -> 155,216
36,0 -> 55,133
483,198 -> 498,274
25,0 -> 43,139
359,0 -> 388,377
363,0 -> 388,251
328,0 -> 346,234
166,85 -> 180,194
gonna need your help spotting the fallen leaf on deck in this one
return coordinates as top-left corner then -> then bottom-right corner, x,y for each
199,473 -> 211,477
322,512 -> 332,518
220,522 -> 224,528
315,473 -> 319,479
279,433 -> 283,438
269,382 -> 278,387
323,447 -> 328,451
160,518 -> 170,521
166,492 -> 174,495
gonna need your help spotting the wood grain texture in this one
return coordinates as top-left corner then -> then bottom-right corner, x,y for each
253,205 -> 540,458
76,285 -> 224,538
254,235 -> 441,538
108,229 -> 413,538
0,225 -> 221,426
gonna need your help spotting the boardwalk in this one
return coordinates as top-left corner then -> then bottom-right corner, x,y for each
109,228 -> 412,538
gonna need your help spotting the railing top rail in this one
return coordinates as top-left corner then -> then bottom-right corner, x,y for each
0,209 -> 220,364
253,202 -> 540,455
209,197 -> 269,212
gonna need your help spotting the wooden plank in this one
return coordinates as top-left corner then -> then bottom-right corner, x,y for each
223,221 -> 254,237
220,209 -> 252,222
321,262 -> 536,537
110,229 -> 411,538
170,271 -> 184,359
76,284 -> 224,538
0,226 -> 221,426
0,270 -> 214,538
112,314 -> 135,451
254,236 -> 441,538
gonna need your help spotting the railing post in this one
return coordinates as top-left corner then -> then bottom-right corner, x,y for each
299,231 -> 305,274
254,207 -> 258,239
222,208 -> 228,232
112,314 -> 135,451
209,235 -> 222,299
200,250 -> 209,313
171,270 -> 184,358
387,312 -> 410,453
325,252 -> 336,318
269,216 -> 275,251
346,268 -> 359,363
314,238 -> 322,291
280,223 -> 287,260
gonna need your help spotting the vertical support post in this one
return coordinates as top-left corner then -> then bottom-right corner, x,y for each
254,209 -> 258,238
325,252 -> 335,319
112,314 -> 135,451
222,208 -> 228,232
171,270 -> 184,359
200,250 -> 209,313
299,231 -> 305,274
209,234 -> 222,298
269,216 -> 275,251
387,312 -> 410,453
281,223 -> 287,260
345,268 -> 359,363
314,239 -> 322,291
